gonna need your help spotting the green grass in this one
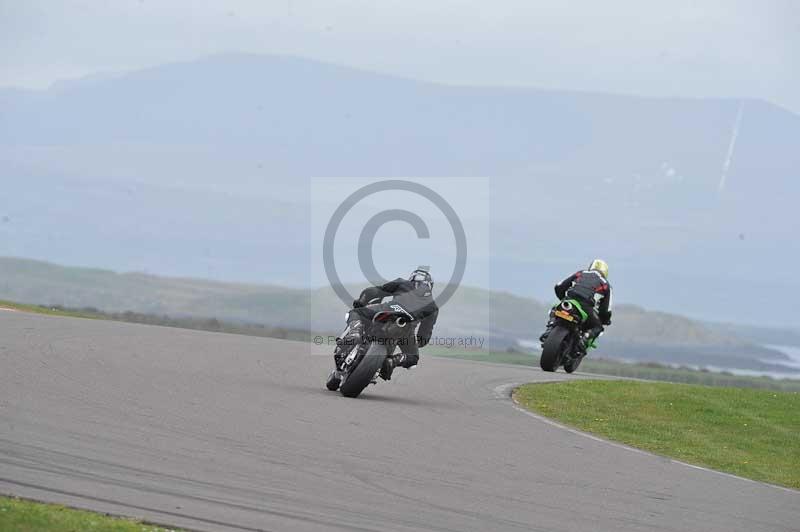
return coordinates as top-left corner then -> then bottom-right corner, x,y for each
0,300 -> 315,342
0,496 -> 182,532
513,380 -> 800,489
0,300 -> 103,319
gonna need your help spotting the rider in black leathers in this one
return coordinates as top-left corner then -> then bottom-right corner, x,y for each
331,268 -> 438,382
540,259 -> 613,353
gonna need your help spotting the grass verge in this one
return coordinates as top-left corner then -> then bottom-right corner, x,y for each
0,496 -> 182,531
0,300 -> 314,341
513,380 -> 800,489
0,300 -> 102,319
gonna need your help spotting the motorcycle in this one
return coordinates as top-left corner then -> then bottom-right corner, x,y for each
326,305 -> 415,398
539,299 -> 596,373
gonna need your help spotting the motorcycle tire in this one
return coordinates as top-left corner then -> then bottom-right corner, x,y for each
540,326 -> 570,372
339,343 -> 386,398
564,355 -> 583,374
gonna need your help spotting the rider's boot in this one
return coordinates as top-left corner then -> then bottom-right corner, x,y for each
576,327 -> 602,358
576,333 -> 588,356
379,355 -> 397,381
585,326 -> 603,351
379,353 -> 417,381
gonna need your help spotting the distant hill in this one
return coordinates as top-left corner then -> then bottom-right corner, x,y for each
0,256 -> 790,374
705,322 -> 800,349
0,54 -> 798,325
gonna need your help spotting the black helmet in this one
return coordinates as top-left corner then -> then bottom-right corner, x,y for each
409,266 -> 433,295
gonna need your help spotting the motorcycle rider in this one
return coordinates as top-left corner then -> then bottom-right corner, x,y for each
540,259 -> 612,354
328,267 -> 439,389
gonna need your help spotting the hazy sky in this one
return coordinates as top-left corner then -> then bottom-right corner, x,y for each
2,1 -> 798,112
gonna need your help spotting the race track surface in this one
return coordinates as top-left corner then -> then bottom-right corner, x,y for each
1,312 -> 797,531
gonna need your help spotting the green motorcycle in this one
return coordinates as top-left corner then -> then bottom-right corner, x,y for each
540,299 -> 595,373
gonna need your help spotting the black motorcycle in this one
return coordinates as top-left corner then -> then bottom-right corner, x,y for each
540,299 -> 591,373
326,306 -> 415,398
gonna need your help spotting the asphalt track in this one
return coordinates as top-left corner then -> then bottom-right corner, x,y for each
1,312 -> 797,532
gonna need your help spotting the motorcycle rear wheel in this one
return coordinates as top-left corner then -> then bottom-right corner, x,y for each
339,343 -> 386,398
540,326 -> 570,372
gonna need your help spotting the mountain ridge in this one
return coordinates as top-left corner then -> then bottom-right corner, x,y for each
5,52 -> 795,117
2,53 -> 797,326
